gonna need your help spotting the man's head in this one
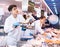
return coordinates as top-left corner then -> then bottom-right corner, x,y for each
8,5 -> 19,16
40,16 -> 46,24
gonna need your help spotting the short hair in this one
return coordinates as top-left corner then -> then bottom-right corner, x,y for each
8,5 -> 17,12
40,16 -> 46,19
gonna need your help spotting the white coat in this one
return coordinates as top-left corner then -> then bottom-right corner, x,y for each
4,14 -> 25,46
21,15 -> 35,38
31,20 -> 44,34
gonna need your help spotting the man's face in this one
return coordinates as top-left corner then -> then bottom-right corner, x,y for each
41,18 -> 46,24
11,7 -> 19,15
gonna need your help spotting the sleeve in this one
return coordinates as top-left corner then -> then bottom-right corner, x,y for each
35,22 -> 44,34
30,15 -> 35,21
4,19 -> 14,33
25,18 -> 29,23
31,22 -> 35,26
18,14 -> 25,22
37,27 -> 44,34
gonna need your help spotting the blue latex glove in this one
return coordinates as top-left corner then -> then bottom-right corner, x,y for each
21,25 -> 26,31
29,33 -> 33,36
13,22 -> 20,28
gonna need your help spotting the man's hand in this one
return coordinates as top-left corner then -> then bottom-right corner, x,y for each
13,22 -> 20,28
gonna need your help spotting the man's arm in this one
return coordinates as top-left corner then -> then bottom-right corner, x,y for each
4,19 -> 14,33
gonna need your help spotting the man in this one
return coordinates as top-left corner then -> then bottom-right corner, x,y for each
4,5 -> 25,47
31,16 -> 46,35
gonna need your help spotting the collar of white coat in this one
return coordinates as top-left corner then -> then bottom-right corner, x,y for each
10,14 -> 20,20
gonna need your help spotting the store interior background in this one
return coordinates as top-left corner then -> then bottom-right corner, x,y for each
0,0 -> 60,47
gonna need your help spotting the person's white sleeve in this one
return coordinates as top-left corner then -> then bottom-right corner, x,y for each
37,25 -> 44,34
31,22 -> 35,26
31,16 -> 35,20
25,18 -> 29,23
18,14 -> 25,22
4,19 -> 14,33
